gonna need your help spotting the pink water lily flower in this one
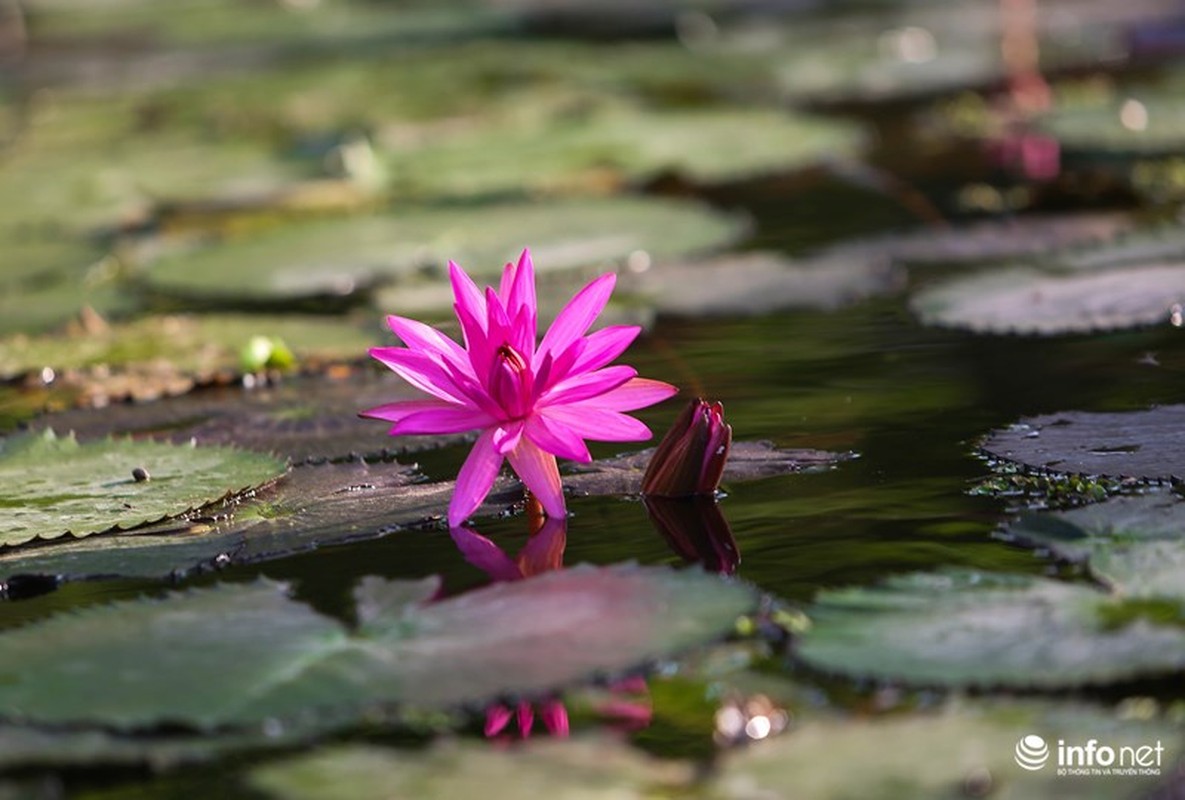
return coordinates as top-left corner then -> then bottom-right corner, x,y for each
362,249 -> 677,526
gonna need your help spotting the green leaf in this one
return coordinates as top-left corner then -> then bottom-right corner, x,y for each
141,197 -> 746,305
0,566 -> 757,729
0,431 -> 288,547
1005,493 -> 1185,602
797,569 -> 1185,687
979,406 -> 1185,482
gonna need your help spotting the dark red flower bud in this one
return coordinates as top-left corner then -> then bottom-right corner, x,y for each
642,398 -> 732,497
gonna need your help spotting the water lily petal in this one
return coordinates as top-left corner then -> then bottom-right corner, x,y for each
526,413 -> 592,463
484,705 -> 513,737
591,377 -> 679,411
450,526 -> 523,583
540,700 -> 570,737
507,438 -> 565,520
570,325 -> 640,374
449,429 -> 504,527
392,405 -> 493,435
516,517 -> 567,577
538,273 -> 616,361
540,406 -> 653,442
358,398 -> 458,423
385,315 -> 473,377
540,365 -> 636,407
492,420 -> 525,455
369,347 -> 468,404
517,703 -> 535,738
449,261 -> 487,329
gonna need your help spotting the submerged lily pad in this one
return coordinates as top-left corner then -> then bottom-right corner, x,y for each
0,431 -> 287,547
797,569 -> 1185,687
1004,493 -> 1185,602
617,251 -> 904,317
0,566 -> 756,729
911,262 -> 1185,335
979,405 -> 1185,481
141,198 -> 746,305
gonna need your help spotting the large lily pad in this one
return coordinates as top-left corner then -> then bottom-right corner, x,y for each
0,566 -> 757,728
979,405 -> 1185,481
141,198 -> 746,305
1004,492 -> 1185,601
797,569 -> 1185,687
0,313 -> 377,403
0,430 -> 287,547
34,370 -> 464,463
910,262 -> 1185,335
616,251 -> 904,317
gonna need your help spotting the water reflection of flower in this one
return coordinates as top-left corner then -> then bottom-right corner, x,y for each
449,518 -> 653,740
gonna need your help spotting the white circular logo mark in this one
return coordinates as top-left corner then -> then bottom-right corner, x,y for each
1014,734 -> 1050,771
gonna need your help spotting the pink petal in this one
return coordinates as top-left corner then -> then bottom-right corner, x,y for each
592,377 -> 679,412
540,365 -> 636,407
485,705 -> 513,737
540,700 -> 570,737
449,526 -> 523,582
455,301 -> 494,378
369,347 -> 468,404
359,398 -> 459,423
385,315 -> 473,378
508,250 -> 537,320
537,273 -> 616,361
538,406 -> 652,442
570,325 -> 640,374
526,413 -> 592,463
448,428 -> 504,527
507,438 -> 565,520
449,261 -> 487,330
492,420 -> 525,455
392,406 -> 492,435
517,703 -> 535,737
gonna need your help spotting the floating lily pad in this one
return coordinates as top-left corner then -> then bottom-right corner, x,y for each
979,405 -> 1185,481
616,251 -> 904,317
250,737 -> 692,800
910,262 -> 1185,334
567,441 -> 849,497
797,569 -> 1185,687
1004,493 -> 1185,602
0,430 -> 287,547
141,198 -> 746,305
34,370 -> 464,463
0,313 -> 377,402
1039,98 -> 1185,159
0,566 -> 756,729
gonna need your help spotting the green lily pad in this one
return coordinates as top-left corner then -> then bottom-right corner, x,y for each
1039,98 -> 1185,159
797,569 -> 1185,687
617,251 -> 904,317
910,262 -> 1185,334
0,430 -> 287,547
0,313 -> 377,401
0,566 -> 757,728
1004,493 -> 1185,602
141,197 -> 746,305
979,405 -> 1185,481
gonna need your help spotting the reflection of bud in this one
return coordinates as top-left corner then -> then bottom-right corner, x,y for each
644,496 -> 739,575
642,398 -> 732,497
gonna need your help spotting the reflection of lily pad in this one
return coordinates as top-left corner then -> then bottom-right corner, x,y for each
0,431 -> 287,547
0,566 -> 756,728
617,251 -> 904,317
0,314 -> 377,401
141,198 -> 746,305
35,370 -> 462,463
910,263 -> 1185,334
1004,493 -> 1185,602
979,406 -> 1185,481
798,569 -> 1185,687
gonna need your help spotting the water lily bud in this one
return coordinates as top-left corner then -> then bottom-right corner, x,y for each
642,398 -> 732,497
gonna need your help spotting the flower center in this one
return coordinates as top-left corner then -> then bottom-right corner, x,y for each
490,343 -> 533,419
